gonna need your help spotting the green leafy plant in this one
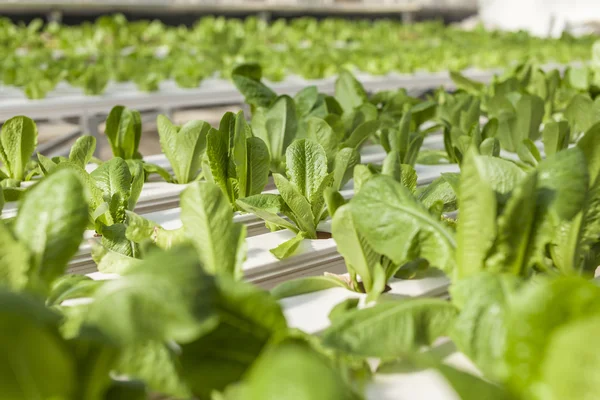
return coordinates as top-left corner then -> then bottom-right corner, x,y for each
156,114 -> 210,184
236,139 -> 334,259
104,105 -> 142,160
0,116 -> 38,183
203,111 -> 270,209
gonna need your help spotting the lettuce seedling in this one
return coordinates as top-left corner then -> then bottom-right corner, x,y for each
0,115 -> 38,183
105,105 -> 142,160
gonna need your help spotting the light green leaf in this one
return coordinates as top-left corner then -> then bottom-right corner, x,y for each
450,70 -> 485,94
418,175 -> 458,212
0,116 -> 38,181
0,219 -> 30,291
180,182 -> 247,279
351,175 -> 456,272
564,94 -> 600,138
126,160 -> 144,211
179,276 -> 287,399
91,157 -> 131,225
68,135 -> 96,168
332,148 -> 360,191
105,105 -> 142,160
245,339 -> 361,400
335,69 -> 368,113
542,121 -> 570,157
436,364 -> 514,400
274,173 -> 316,236
232,64 -> 277,109
341,120 -> 380,149
157,115 -> 210,184
270,232 -> 306,260
13,169 -> 88,292
271,275 -> 352,300
332,204 -> 385,299
322,298 -> 457,359
307,117 -> 340,162
236,194 -> 299,233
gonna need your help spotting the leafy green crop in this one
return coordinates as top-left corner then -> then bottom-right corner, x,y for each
105,105 -> 142,160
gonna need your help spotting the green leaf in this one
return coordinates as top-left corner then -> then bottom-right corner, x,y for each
205,125 -> 231,201
294,86 -> 319,117
450,273 -> 520,378
542,121 -> 570,157
142,162 -> 173,183
456,152 -> 524,279
157,115 -> 210,184
341,120 -> 380,149
179,276 -> 287,399
382,152 -> 417,192
286,139 -> 328,201
332,148 -> 360,190
332,204 -> 385,299
270,232 -> 306,260
236,194 -> 299,233
564,94 -> 600,138
0,219 -> 30,291
68,135 -> 96,168
115,341 -> 191,398
105,105 -> 142,160
91,157 -> 131,225
538,316 -> 600,400
577,121 -> 600,184
307,117 -> 341,162
351,175 -> 456,272
243,137 -> 270,198
271,275 -> 352,300
322,298 -> 457,359
0,116 -> 38,181
504,277 -> 600,397
335,69 -> 368,113
436,364 -> 515,400
126,160 -> 144,211
245,339 -> 361,400
485,172 -> 538,275
273,173 -> 316,236
13,169 -> 88,292
88,245 -> 218,344
252,95 -> 298,173
0,290 -> 76,399
418,174 -> 459,212
232,64 -> 277,109
180,182 -> 247,279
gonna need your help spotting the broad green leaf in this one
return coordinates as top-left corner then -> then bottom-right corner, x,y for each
564,94 -> 600,138
101,223 -> 139,259
245,339 -> 361,400
307,117 -> 340,162
294,86 -> 319,117
332,204 -> 385,299
274,173 -> 316,236
322,298 -> 457,359
381,152 -> 417,192
351,175 -> 456,272
332,147 -> 360,190
179,276 -> 287,399
205,125 -> 231,201
0,290 -> 76,399
270,232 -> 306,260
37,152 -> 57,176
517,139 -> 541,167
143,162 -> 173,183
232,64 -> 277,108
180,182 -> 246,279
126,160 -> 144,211
456,152 -> 525,279
105,105 -> 142,159
115,341 -> 191,398
323,187 -> 346,218
341,120 -> 380,149
285,139 -> 328,200
418,175 -> 458,212
436,364 -> 514,400
157,115 -> 210,184
46,274 -> 101,306
13,170 -> 88,292
88,245 -> 218,344
485,172 -> 538,275
68,135 -> 96,168
450,273 -> 520,378
0,116 -> 38,181
236,194 -> 299,233
243,136 -> 270,198
91,157 -> 131,225
0,219 -> 30,291
542,121 -> 570,157
539,316 -> 600,400
335,69 -> 368,113
271,275 -> 352,300
577,121 -> 600,184
504,276 -> 600,396
92,242 -> 141,274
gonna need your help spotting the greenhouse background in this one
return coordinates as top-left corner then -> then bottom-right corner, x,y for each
1,1 -> 600,400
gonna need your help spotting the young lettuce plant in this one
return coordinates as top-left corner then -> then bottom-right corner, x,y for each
236,139 -> 335,259
0,116 -> 38,186
203,110 -> 270,209
156,114 -> 211,184
104,105 -> 143,160
98,181 -> 246,280
273,153 -> 457,302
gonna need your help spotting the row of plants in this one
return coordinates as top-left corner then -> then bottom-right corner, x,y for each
3,62 -> 600,399
1,14 -> 598,98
